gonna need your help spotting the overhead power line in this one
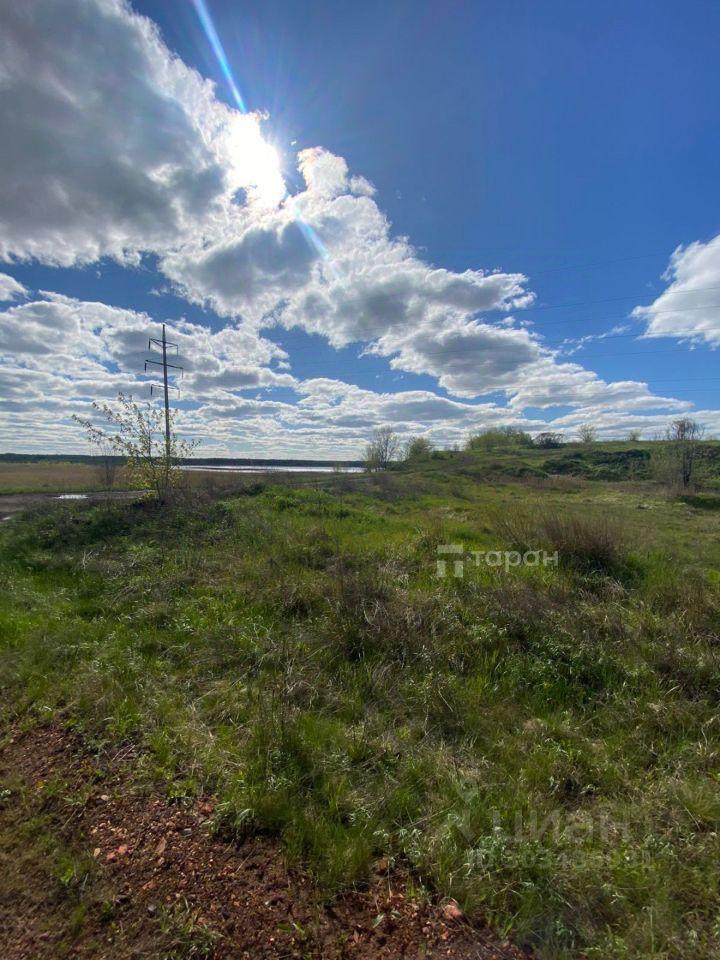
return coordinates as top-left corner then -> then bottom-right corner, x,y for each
430,248 -> 674,277
517,284 -> 720,314
260,293 -> 720,354
265,329 -> 716,367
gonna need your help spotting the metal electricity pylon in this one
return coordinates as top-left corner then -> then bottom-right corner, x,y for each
145,323 -> 183,460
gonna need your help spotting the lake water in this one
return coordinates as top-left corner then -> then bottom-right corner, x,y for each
180,464 -> 363,474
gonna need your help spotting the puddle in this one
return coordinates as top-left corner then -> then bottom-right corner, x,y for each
54,494 -> 88,500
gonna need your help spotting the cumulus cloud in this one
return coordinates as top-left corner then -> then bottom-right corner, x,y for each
0,272 -> 28,302
371,319 -> 544,397
0,3 -> 706,453
281,252 -> 533,347
162,215 -> 320,321
0,292 -> 293,404
503,358 -> 687,412
297,147 -> 350,198
633,235 -> 720,344
161,145 -> 661,413
0,2 -> 650,418
0,0 -> 283,265
0,285 -> 691,455
163,145 -> 536,382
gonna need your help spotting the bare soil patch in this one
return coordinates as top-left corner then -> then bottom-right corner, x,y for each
0,724 -> 528,960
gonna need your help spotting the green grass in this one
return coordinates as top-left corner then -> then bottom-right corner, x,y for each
2,469 -> 720,958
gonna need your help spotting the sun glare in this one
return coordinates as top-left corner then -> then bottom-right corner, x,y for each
226,119 -> 285,208
190,0 -> 284,207
244,135 -> 285,208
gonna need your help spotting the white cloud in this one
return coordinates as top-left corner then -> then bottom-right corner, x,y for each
0,272 -> 28,302
371,318 -> 544,397
161,146 -> 666,413
633,235 -> 720,344
297,147 -> 350,198
349,175 -> 376,198
0,287 -> 691,456
559,324 -> 631,355
0,292 -> 293,403
161,145 -> 534,340
162,212 -> 320,321
0,3 -> 708,453
0,0 -> 283,266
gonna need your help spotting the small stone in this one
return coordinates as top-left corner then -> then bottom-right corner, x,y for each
441,899 -> 463,922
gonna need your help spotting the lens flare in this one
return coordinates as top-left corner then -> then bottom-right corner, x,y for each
291,202 -> 330,261
190,0 -> 329,260
191,0 -> 246,113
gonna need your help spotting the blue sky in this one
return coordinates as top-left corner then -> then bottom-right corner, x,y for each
1,0 -> 720,455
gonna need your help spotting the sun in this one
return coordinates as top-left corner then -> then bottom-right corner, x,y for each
227,117 -> 285,209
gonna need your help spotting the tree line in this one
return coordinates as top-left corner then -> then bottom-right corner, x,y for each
71,393 -> 707,497
364,418 -> 707,490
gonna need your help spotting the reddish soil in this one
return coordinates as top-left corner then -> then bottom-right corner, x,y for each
0,725 -> 529,960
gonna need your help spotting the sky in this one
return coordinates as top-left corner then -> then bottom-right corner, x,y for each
1,0 -> 720,457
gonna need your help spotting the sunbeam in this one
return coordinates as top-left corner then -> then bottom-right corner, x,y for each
190,0 -> 247,113
189,0 -> 330,260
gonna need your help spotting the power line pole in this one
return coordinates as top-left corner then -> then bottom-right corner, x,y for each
145,324 -> 183,462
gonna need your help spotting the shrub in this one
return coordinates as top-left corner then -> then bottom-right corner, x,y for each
403,436 -> 434,461
497,509 -> 630,575
534,432 -> 564,449
466,427 -> 534,452
578,424 -> 598,444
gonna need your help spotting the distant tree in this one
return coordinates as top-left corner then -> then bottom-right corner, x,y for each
578,424 -> 597,444
73,392 -> 197,502
96,440 -> 118,493
668,417 -> 703,442
466,426 -> 533,452
627,429 -> 642,442
364,427 -> 401,471
403,436 -> 433,461
664,417 -> 704,490
534,432 -> 564,449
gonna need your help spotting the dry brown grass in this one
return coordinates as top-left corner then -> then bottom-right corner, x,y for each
0,462 -> 136,494
521,473 -> 587,492
497,507 -> 629,574
0,463 -> 358,496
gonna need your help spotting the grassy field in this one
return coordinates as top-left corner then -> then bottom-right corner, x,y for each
2,453 -> 720,958
0,461 -> 140,494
